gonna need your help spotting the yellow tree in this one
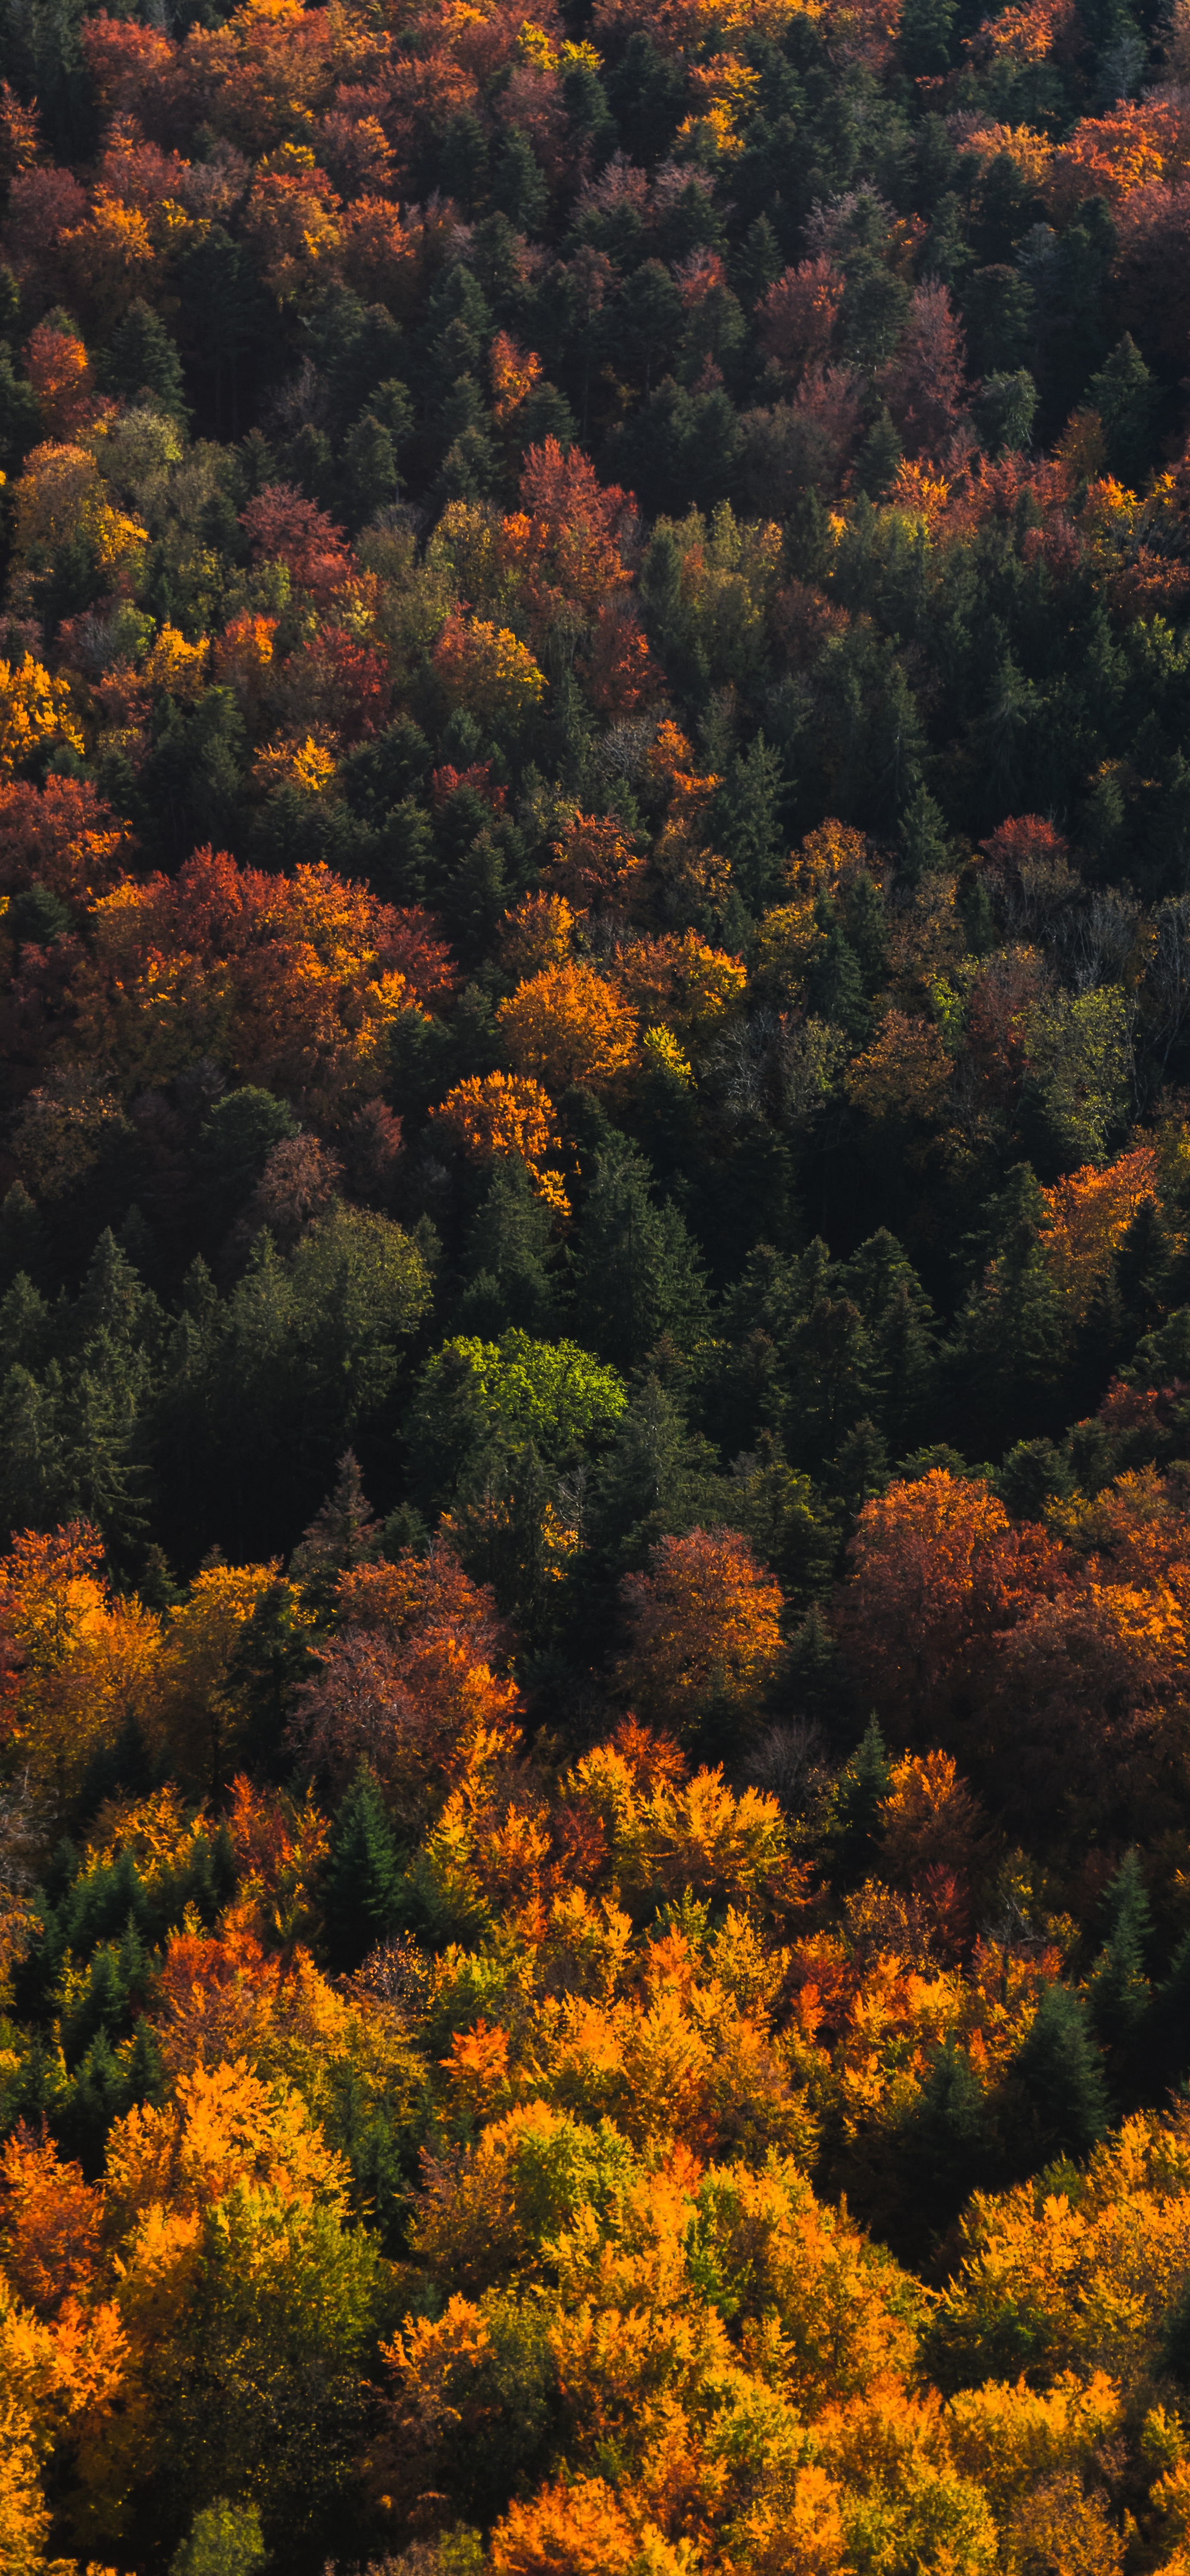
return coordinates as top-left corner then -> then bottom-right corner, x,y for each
497,960 -> 639,1095
0,1522 -> 162,1804
147,1564 -> 287,1795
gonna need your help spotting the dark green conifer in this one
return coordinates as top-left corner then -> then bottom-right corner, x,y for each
322,1763 -> 402,1970
1014,1984 -> 1110,2163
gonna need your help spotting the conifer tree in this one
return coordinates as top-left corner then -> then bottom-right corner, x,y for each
100,299 -> 190,421
830,1716 -> 892,1882
588,1370 -> 727,1567
290,1450 -> 380,1595
1087,1848 -> 1153,2068
574,1145 -> 709,1374
322,1762 -> 402,1969
1014,1984 -> 1110,2164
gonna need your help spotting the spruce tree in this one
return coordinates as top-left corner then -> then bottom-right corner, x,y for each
948,1165 -> 1067,1446
807,896 -> 871,1045
574,1144 -> 709,1374
587,1369 -> 727,1567
322,1763 -> 402,1969
1087,333 -> 1157,489
1014,1984 -> 1110,2164
854,403 -> 903,500
1087,1848 -> 1153,2068
289,1449 -> 380,1592
899,784 -> 952,884
712,734 -> 786,914
830,1716 -> 892,1883
902,2039 -> 993,2237
456,1156 -> 560,1339
100,299 -> 189,422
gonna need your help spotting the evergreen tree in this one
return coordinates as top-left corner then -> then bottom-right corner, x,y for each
322,1763 -> 402,1969
830,1716 -> 892,1883
573,1144 -> 709,1373
807,897 -> 870,1045
901,2040 -> 993,2241
289,1450 -> 380,1594
842,1231 -> 939,1453
101,299 -> 190,420
854,404 -> 903,500
456,1157 -> 560,1339
1087,1849 -> 1153,2068
587,1369 -> 727,1568
341,411 -> 400,528
974,369 -> 1038,456
0,1273 -> 52,1375
947,1166 -> 1067,1446
1014,1984 -> 1110,2165
899,784 -> 952,884
712,735 -> 786,914
827,1416 -> 891,1518
1087,333 -> 1157,489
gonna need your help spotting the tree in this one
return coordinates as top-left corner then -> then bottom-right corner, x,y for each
433,615 -> 546,726
410,1333 -> 626,1485
573,1144 -> 708,1373
710,735 -> 786,914
1087,332 -> 1157,488
587,1371 -> 729,1568
835,1468 -> 1063,1736
150,1564 -> 280,1796
321,1759 -> 401,1968
288,1452 -> 380,1597
616,1527 -> 786,1738
1012,1983 -> 1110,2164
430,1072 -> 567,1215
169,2500 -> 268,2576
1087,1847 -> 1152,2069
497,963 -> 639,1097
100,298 -> 188,422
288,1537 -> 521,1819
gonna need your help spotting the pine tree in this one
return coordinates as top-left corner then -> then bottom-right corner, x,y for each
948,1165 -> 1067,1446
842,1230 -> 939,1452
827,1415 -> 891,1517
0,1362 -> 70,1531
1014,1984 -> 1110,2163
322,1763 -> 402,1969
341,411 -> 399,529
1088,1847 -> 1153,2058
854,403 -> 904,500
808,896 -> 871,1045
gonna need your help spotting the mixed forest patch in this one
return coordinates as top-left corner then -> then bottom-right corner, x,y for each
4,0 -> 1190,2561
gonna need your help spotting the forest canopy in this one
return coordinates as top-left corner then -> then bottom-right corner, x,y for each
4,0 -> 1190,2564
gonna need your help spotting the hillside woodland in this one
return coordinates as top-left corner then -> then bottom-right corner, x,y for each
5,0 -> 1190,2564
